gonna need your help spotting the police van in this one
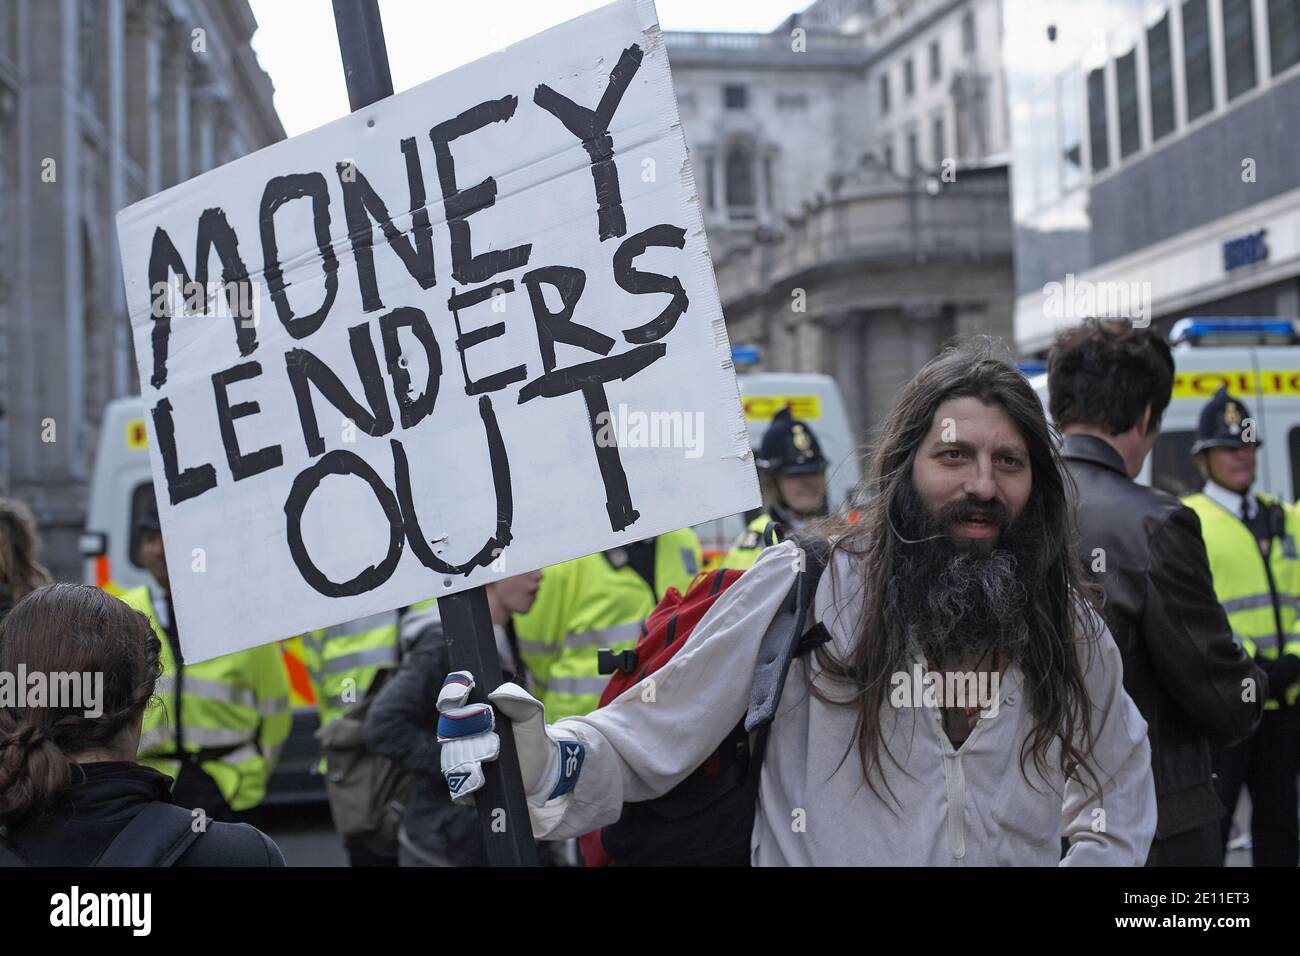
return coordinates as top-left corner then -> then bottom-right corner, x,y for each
1031,318 -> 1300,501
690,351 -> 862,567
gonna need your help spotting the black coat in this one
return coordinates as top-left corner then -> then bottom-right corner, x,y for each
1062,434 -> 1265,840
0,762 -> 284,866
363,622 -> 485,866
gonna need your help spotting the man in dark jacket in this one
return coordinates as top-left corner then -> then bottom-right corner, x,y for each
364,572 -> 541,866
1048,320 -> 1264,865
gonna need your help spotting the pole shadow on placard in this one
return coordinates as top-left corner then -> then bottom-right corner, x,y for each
330,0 -> 538,867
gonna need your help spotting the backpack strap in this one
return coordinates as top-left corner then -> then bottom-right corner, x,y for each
744,535 -> 831,733
94,802 -> 203,867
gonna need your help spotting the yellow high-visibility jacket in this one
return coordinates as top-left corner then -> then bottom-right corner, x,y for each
122,586 -> 292,812
514,530 -> 701,720
1182,492 -> 1300,708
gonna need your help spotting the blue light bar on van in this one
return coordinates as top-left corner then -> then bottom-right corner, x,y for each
1017,361 -> 1047,377
1169,317 -> 1299,345
732,344 -> 763,368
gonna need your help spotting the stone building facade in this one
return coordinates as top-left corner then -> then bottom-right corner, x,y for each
666,0 -> 1014,442
0,0 -> 283,580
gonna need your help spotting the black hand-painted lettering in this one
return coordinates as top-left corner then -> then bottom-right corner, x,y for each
211,361 -> 283,481
285,322 -> 394,457
581,383 -> 638,531
283,450 -> 405,597
521,266 -> 611,372
429,96 -> 532,284
613,224 -> 689,344
533,44 -> 643,241
517,344 -> 665,402
151,397 -> 217,505
260,173 -> 339,338
448,282 -> 527,395
379,306 -> 441,430
517,343 -> 665,534
145,209 -> 255,389
337,138 -> 437,313
390,396 -> 513,576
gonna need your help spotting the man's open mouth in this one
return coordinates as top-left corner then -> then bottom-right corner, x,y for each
952,512 -> 1002,538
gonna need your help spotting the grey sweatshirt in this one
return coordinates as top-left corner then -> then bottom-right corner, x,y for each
531,540 -> 1157,866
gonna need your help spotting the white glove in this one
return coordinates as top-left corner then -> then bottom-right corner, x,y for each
436,670 -> 584,808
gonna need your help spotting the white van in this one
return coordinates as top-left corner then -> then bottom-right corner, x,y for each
692,369 -> 863,565
1031,319 -> 1300,501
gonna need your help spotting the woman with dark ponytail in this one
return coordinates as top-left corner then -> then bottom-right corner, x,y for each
0,584 -> 284,866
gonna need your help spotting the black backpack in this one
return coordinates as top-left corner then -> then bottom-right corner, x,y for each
0,802 -> 202,867
581,536 -> 830,866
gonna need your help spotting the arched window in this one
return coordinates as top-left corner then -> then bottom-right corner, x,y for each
724,139 -> 756,220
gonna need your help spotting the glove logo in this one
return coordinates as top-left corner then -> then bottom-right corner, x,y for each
447,771 -> 472,794
548,740 -> 585,800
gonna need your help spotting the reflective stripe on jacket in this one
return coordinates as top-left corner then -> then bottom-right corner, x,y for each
1182,492 -> 1300,708
719,513 -> 778,570
121,586 -> 292,812
301,611 -> 400,727
514,529 -> 702,720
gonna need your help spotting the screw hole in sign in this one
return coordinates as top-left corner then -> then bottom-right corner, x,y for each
366,118 -> 375,128
443,578 -> 452,588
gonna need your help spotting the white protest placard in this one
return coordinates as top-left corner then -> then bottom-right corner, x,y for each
115,0 -> 759,662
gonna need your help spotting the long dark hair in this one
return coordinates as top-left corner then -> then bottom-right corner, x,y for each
810,340 -> 1103,803
0,584 -> 161,824
0,499 -> 52,610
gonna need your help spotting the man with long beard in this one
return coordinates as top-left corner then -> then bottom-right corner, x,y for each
434,342 -> 1157,865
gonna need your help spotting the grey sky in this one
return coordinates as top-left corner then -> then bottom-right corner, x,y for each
248,0 -> 810,137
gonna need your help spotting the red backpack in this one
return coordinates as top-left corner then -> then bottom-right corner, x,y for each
579,539 -> 828,866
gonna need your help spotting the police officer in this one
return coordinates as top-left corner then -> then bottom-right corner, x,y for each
1182,386 -> 1300,866
122,494 -> 292,827
721,406 -> 829,570
514,529 -> 702,721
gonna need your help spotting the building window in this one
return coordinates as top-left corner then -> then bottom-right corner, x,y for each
704,153 -> 716,210
932,114 -> 946,163
929,39 -> 942,83
882,138 -> 895,173
1087,66 -> 1109,172
1269,0 -> 1300,75
880,73 -> 892,114
724,140 -> 756,219
962,11 -> 976,53
1058,69 -> 1084,191
1147,12 -> 1176,142
904,57 -> 915,96
724,85 -> 748,110
1183,0 -> 1215,121
906,129 -> 919,172
1223,0 -> 1258,99
1116,48 -> 1141,158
